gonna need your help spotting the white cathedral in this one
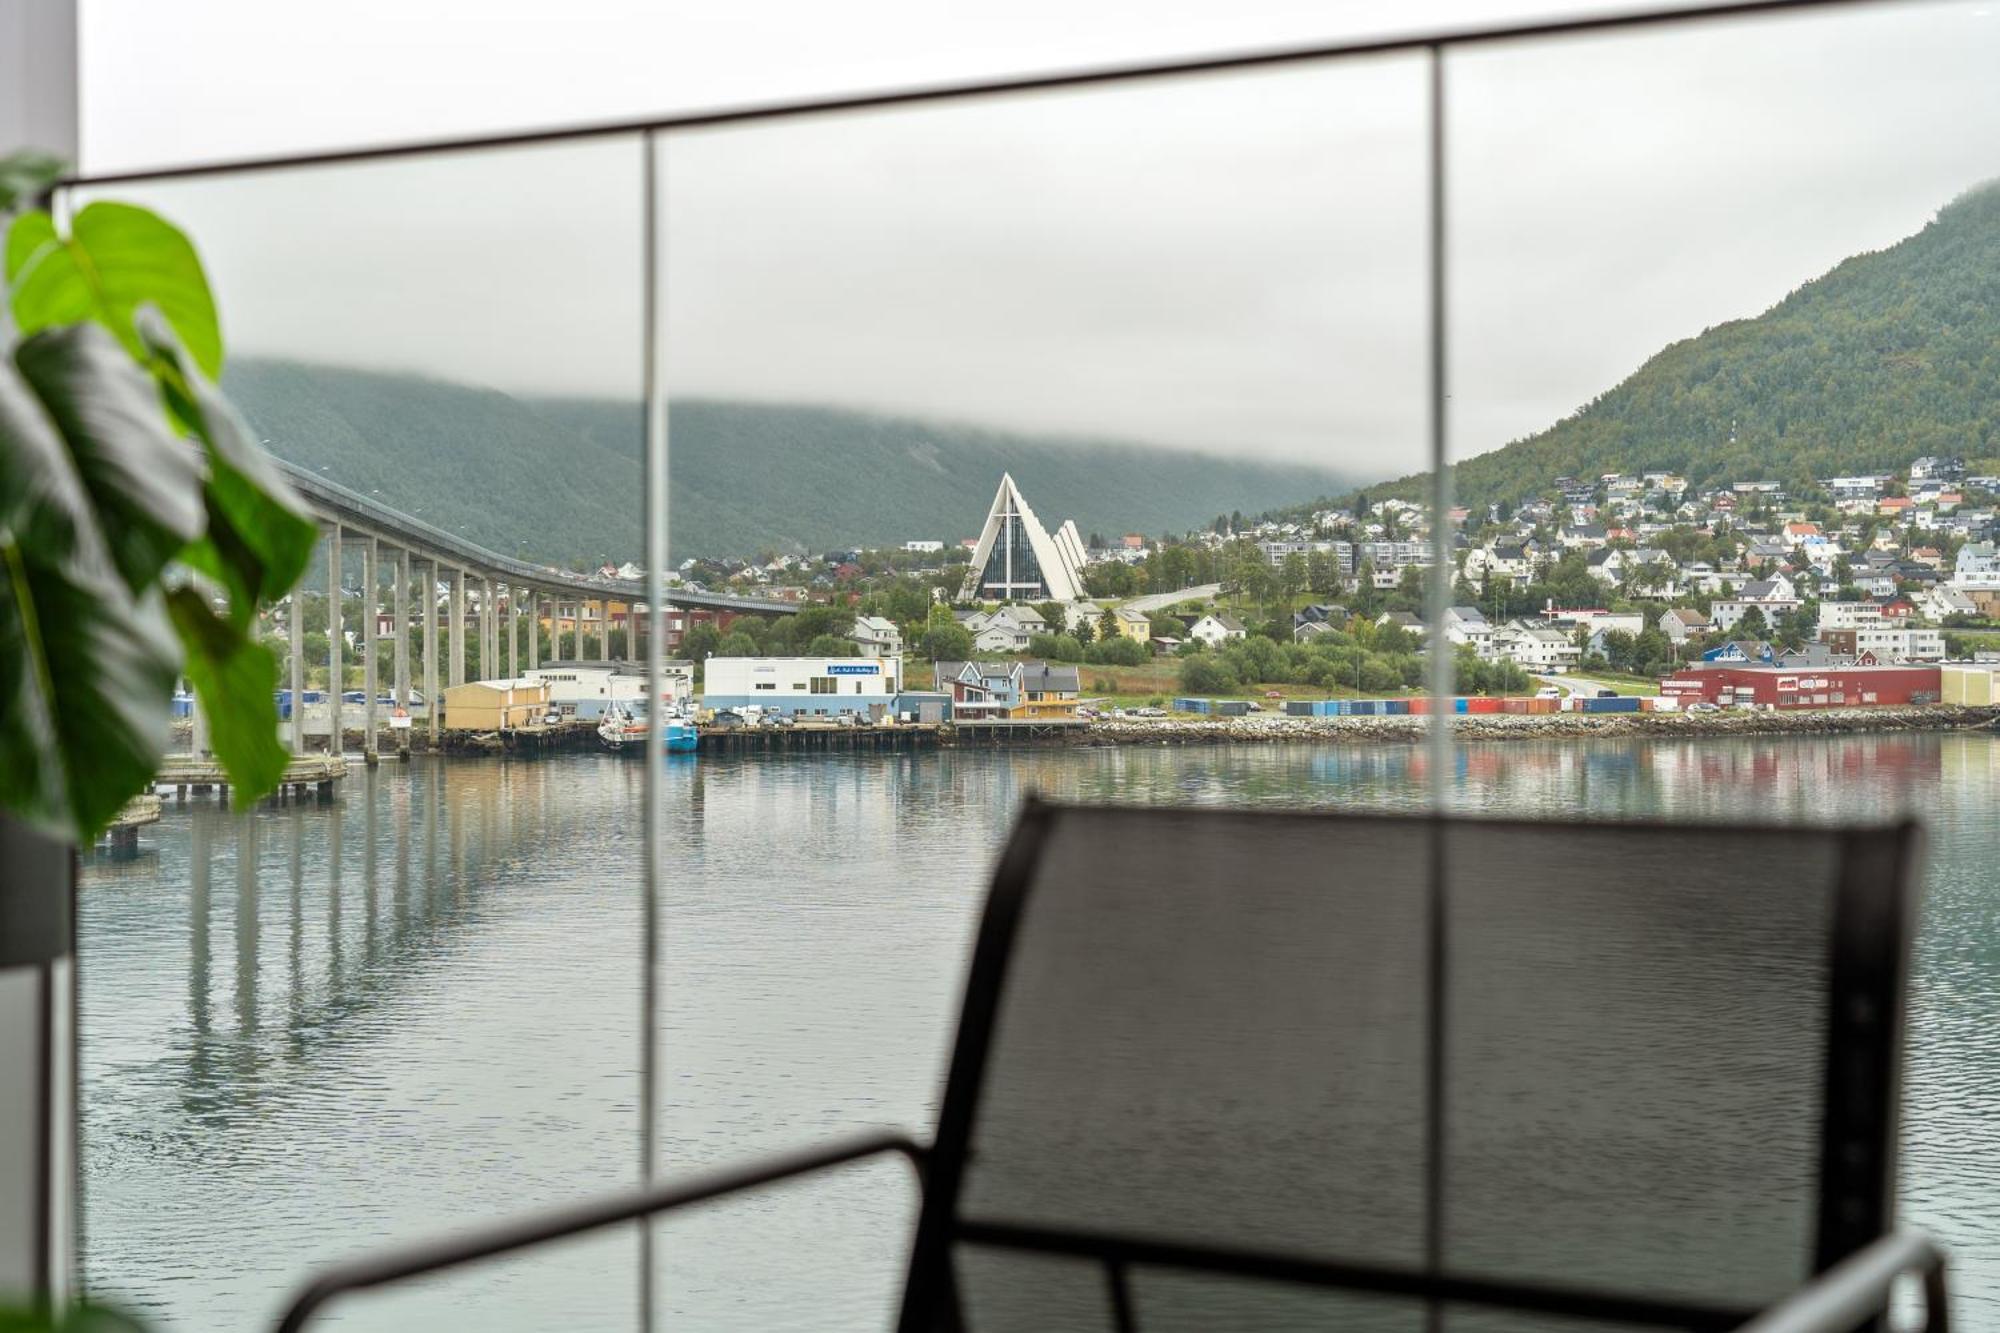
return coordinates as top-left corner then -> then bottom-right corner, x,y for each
958,473 -> 1089,604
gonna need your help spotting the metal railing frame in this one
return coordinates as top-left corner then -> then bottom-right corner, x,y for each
50,3 -> 1959,1331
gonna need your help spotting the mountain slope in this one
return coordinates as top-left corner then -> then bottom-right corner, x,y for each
222,361 -> 1355,564
1335,178 -> 2000,515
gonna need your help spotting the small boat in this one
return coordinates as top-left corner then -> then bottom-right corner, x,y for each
664,718 -> 698,754
597,702 -> 648,751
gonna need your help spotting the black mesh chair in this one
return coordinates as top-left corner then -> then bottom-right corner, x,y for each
276,800 -> 1947,1332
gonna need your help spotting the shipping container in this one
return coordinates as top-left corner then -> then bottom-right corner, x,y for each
1384,699 -> 1409,715
1467,697 -> 1501,714
1216,700 -> 1251,716
1285,700 -> 1316,717
1502,698 -> 1529,714
1172,697 -> 1211,714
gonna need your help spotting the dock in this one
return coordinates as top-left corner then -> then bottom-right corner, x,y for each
97,793 -> 163,858
156,753 -> 351,804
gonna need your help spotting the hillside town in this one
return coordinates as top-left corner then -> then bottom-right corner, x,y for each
614,458 -> 2000,722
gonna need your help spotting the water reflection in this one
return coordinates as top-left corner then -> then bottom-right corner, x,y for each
77,734 -> 2000,1330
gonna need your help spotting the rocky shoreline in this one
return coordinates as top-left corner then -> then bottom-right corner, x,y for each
1078,704 -> 2000,746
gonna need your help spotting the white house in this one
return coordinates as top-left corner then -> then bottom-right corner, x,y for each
1188,613 -> 1247,647
1443,606 -> 1495,659
850,615 -> 904,658
1493,621 -> 1580,672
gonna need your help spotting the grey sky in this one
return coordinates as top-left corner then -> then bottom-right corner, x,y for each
78,1 -> 2000,484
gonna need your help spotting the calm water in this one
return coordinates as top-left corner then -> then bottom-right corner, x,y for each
76,734 -> 2000,1330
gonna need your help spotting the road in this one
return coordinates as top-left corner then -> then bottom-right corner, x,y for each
1535,672 -> 1648,698
1121,583 -> 1222,613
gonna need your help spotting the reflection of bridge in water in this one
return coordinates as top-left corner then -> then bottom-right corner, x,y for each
267,460 -> 797,760
146,759 -> 650,1127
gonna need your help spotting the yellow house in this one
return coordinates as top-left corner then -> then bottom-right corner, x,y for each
442,679 -> 552,730
1111,605 -> 1152,644
1009,662 -> 1082,720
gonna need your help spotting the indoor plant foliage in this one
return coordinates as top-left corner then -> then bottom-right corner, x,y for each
0,154 -> 316,843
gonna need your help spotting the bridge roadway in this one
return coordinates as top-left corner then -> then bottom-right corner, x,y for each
269,460 -> 796,760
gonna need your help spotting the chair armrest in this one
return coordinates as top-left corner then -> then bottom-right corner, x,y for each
1734,1231 -> 1948,1333
273,1130 -> 925,1333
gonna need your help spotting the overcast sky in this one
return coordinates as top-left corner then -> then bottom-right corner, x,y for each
77,0 -> 2000,484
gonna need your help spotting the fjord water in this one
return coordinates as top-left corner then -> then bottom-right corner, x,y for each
77,735 -> 2000,1330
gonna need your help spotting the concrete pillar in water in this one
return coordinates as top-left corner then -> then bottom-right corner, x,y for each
362,534 -> 378,758
327,524 -> 343,760
479,576 -> 494,679
289,581 -> 304,754
423,561 -> 440,739
449,568 -> 465,687
393,547 -> 410,711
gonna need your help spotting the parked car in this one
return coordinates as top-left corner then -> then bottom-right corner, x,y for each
1133,706 -> 1165,717
541,710 -> 562,726
1264,690 -> 1284,699
1535,687 -> 1562,700
1688,702 -> 1720,713
1595,688 -> 1619,698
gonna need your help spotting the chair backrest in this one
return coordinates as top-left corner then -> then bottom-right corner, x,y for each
899,800 -> 1922,1332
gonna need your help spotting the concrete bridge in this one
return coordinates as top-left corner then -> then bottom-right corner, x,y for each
271,461 -> 797,759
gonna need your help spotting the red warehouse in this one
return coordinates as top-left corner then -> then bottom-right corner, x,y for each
1660,665 -> 1941,708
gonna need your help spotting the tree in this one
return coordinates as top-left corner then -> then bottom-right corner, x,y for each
1098,607 -> 1122,643
1732,606 -> 1769,641
1278,552 -> 1308,609
919,622 -> 974,662
1178,652 -> 1239,694
804,633 -> 852,656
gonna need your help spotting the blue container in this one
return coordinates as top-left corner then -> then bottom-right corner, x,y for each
1583,695 -> 1642,714
1172,697 -> 1212,714
1285,700 -> 1315,717
172,692 -> 194,718
1384,699 -> 1409,715
1454,697 -> 1471,713
1216,700 -> 1251,717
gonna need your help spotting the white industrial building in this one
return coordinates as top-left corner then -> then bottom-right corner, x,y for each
702,655 -> 904,721
526,660 -> 695,718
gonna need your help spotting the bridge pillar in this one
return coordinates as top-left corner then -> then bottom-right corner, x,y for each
598,598 -> 609,662
362,535 -> 378,759
449,567 -> 465,688
393,547 -> 410,713
570,599 -> 581,662
288,577 -> 304,754
528,594 -> 541,670
423,560 -> 440,739
506,583 -> 517,679
327,524 -> 343,760
482,576 -> 497,679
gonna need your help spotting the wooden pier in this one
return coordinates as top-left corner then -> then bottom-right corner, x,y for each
695,723 -> 939,754
157,753 -> 351,805
97,793 -> 163,858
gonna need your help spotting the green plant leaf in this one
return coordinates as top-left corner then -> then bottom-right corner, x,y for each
141,310 -> 316,623
165,585 -> 287,801
0,355 -> 178,840
8,201 -> 223,378
0,151 -> 65,217
14,322 -> 204,593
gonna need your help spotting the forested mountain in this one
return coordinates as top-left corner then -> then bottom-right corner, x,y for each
1294,178 -> 2000,517
222,360 -> 1354,564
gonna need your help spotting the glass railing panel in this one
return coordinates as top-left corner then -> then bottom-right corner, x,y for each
1444,1 -> 2000,1317
647,52 -> 1432,1326
66,138 -> 650,1331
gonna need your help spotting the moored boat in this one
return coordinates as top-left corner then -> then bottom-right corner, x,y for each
597,703 -> 648,751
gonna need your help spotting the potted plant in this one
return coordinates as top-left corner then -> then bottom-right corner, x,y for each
0,151 -> 314,1324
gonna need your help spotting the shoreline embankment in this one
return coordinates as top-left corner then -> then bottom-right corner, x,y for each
1078,704 -> 2000,746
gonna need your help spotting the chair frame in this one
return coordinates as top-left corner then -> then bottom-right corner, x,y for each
275,801 -> 1942,1332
